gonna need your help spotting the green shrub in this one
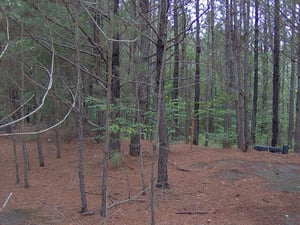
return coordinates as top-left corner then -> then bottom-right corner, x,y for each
110,151 -> 122,168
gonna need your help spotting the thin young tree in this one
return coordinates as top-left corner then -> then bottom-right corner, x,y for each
21,21 -> 29,189
35,95 -> 45,167
180,3 -> 189,144
172,0 -> 179,139
75,0 -> 88,213
110,0 -> 121,154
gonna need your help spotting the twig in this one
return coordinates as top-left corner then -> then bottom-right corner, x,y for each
175,211 -> 208,215
107,198 -> 145,209
107,186 -> 150,210
0,192 -> 13,213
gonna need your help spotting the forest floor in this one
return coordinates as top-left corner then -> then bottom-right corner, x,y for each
0,133 -> 300,225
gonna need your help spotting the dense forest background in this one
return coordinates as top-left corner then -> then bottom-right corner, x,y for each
1,0 -> 299,148
0,0 -> 299,214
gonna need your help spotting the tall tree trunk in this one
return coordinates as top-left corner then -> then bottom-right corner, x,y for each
53,98 -> 61,159
21,22 -> 29,189
271,0 -> 280,147
11,134 -> 20,184
261,1 -> 271,137
223,0 -> 234,148
93,0 -> 106,144
178,3 -> 189,144
156,0 -> 169,189
205,0 -> 215,147
35,101 -> 44,167
233,0 -> 244,150
287,0 -> 296,147
75,1 -> 88,213
110,0 -> 121,153
172,0 -> 179,139
241,0 -> 250,151
293,5 -> 300,153
193,0 -> 201,146
129,0 -> 150,156
251,0 -> 259,145
101,2 -> 113,217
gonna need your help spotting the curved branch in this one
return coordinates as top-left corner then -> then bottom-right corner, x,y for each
0,48 -> 54,130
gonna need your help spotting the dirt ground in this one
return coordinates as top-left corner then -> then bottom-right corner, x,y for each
0,134 -> 299,225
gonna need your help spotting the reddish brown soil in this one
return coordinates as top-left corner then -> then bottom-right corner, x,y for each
0,134 -> 300,225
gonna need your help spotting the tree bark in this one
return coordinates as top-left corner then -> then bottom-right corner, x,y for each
35,96 -> 45,167
110,0 -> 121,153
241,0 -> 250,151
271,0 -> 280,147
21,21 -> 29,189
75,0 -> 88,213
293,4 -> 300,153
251,0 -> 259,145
129,0 -> 150,156
204,0 -> 215,147
156,0 -> 169,189
172,0 -> 179,139
223,0 -> 234,148
193,0 -> 201,146
261,1 -> 271,137
287,0 -> 296,147
101,1 -> 113,217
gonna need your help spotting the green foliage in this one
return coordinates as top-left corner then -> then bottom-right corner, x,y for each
110,151 -> 122,168
85,96 -> 144,139
165,96 -> 187,137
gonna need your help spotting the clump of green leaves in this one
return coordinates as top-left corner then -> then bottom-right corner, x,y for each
110,151 -> 122,168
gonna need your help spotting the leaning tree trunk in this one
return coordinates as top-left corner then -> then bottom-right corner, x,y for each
271,0 -> 280,147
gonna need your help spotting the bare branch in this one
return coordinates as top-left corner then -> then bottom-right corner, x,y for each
80,2 -> 137,43
0,20 -> 78,137
0,16 -> 10,59
0,48 -> 54,131
0,94 -> 35,123
0,192 -> 13,213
